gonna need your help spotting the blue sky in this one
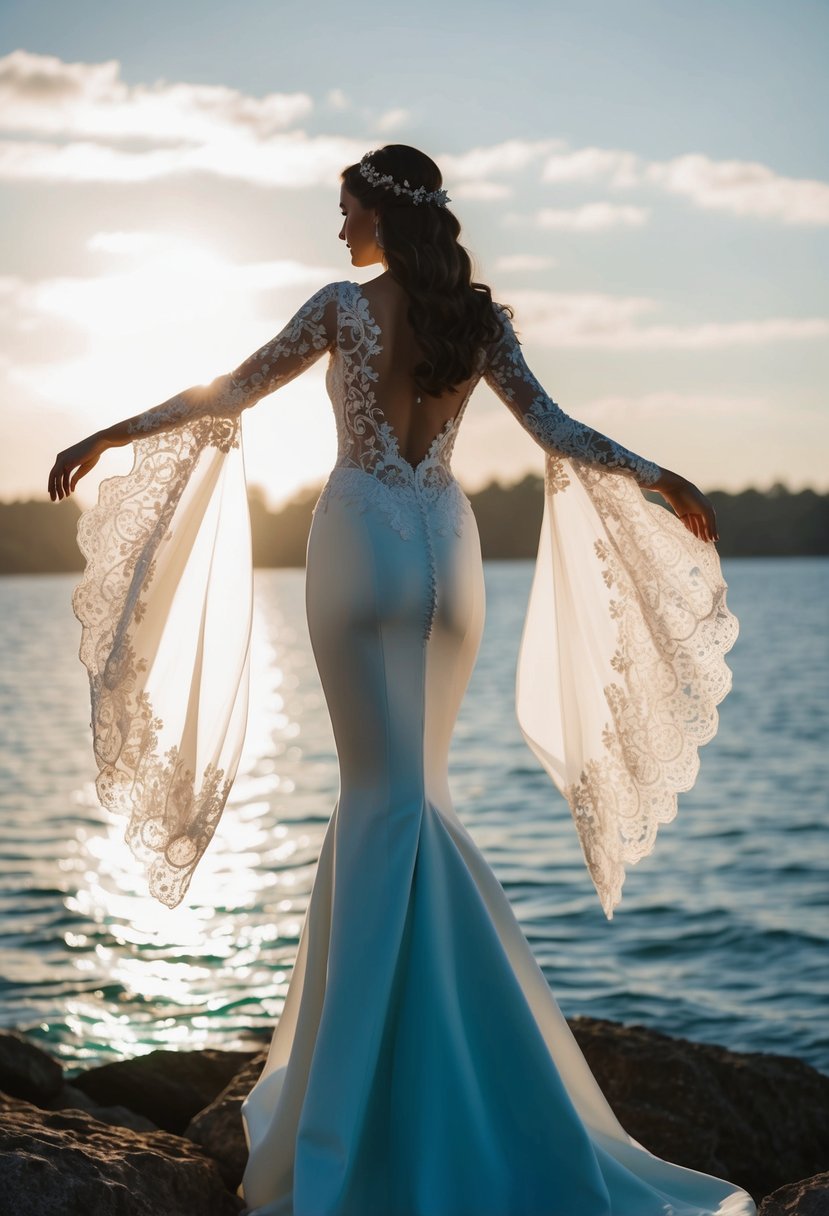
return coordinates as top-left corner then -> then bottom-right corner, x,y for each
2,0 -> 827,507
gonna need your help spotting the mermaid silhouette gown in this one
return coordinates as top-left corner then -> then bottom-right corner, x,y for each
73,280 -> 752,1215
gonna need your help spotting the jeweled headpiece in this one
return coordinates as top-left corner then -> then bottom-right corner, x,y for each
358,152 -> 451,207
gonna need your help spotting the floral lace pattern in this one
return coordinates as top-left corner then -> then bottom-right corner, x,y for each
483,306 -> 662,490
558,460 -> 737,918
73,418 -> 247,906
314,281 -> 480,638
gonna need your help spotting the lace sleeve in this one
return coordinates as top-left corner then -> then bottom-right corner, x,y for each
483,305 -> 661,488
497,294 -> 739,920
72,281 -> 342,909
125,281 -> 341,436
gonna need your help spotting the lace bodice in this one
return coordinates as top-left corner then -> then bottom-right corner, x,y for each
126,278 -> 662,496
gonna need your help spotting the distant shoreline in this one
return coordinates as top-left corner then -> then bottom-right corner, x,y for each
2,478 -> 827,574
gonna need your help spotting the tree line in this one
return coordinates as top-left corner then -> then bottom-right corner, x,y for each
1,479 -> 826,574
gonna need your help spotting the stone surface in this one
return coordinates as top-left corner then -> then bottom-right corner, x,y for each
569,1015 -> 829,1204
0,1028 -> 63,1104
70,1046 -> 257,1135
758,1171 -> 829,1215
0,1092 -> 243,1216
2,1021 -> 828,1209
45,1081 -> 160,1132
185,1051 -> 267,1190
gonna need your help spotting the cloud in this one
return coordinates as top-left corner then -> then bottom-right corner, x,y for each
2,51 -> 827,230
494,254 -> 558,272
540,147 -> 640,188
506,288 -> 829,349
0,49 -> 312,141
376,107 -> 411,132
645,153 -> 829,226
326,88 -> 350,110
535,202 -> 650,231
453,180 -> 513,201
536,142 -> 829,228
0,131 -> 367,187
439,138 -> 563,181
0,50 -> 364,188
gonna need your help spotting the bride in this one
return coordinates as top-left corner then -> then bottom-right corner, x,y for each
49,144 -> 752,1215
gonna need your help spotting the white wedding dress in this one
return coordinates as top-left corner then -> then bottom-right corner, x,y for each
72,279 -> 752,1215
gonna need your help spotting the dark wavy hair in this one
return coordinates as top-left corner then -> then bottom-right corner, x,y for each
341,144 -> 513,398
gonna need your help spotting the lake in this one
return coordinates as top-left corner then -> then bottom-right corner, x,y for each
0,558 -> 826,1077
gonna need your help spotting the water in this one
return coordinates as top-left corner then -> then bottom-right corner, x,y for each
0,559 -> 826,1078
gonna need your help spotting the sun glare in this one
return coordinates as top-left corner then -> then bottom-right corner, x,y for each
19,232 -> 339,508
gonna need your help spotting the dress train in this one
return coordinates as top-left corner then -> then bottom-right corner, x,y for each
237,470 -> 753,1216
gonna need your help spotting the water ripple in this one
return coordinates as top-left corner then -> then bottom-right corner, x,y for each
0,560 -> 826,1077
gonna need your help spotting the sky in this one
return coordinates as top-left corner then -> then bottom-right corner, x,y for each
2,0 -> 828,510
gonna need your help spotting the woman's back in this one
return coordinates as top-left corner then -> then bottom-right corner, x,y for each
355,275 -> 479,470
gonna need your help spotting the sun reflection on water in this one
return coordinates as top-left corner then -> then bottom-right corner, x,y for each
53,575 -> 336,1069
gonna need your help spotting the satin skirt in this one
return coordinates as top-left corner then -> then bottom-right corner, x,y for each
238,471 -> 755,1216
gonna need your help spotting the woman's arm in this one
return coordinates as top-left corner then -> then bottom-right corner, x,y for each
484,304 -> 719,542
48,281 -> 341,501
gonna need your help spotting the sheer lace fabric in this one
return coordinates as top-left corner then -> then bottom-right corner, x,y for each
74,277 -> 736,918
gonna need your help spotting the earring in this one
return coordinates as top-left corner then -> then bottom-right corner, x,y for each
374,221 -> 384,250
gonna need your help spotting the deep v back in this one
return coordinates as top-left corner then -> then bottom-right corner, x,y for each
335,280 -> 484,476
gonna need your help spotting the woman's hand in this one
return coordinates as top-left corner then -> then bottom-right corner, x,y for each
651,468 -> 719,543
48,433 -> 107,502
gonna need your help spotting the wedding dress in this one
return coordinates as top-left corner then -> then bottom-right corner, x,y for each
72,279 -> 751,1215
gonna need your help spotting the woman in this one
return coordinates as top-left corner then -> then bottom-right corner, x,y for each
49,144 -> 750,1215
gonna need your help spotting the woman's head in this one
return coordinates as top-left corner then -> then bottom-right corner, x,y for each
339,146 -> 448,270
339,145 -> 510,396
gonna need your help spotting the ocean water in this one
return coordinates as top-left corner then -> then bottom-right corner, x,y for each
0,558 -> 826,1078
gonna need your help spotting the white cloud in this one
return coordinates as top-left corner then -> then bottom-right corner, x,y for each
0,50 -> 364,188
540,147 -> 640,188
645,153 -> 829,226
535,202 -> 650,231
440,138 -> 563,181
494,254 -> 558,273
1,50 -> 826,233
326,88 -> 350,110
0,49 -> 312,141
536,141 -> 829,228
0,131 -> 367,187
506,288 -> 829,349
453,179 -> 513,201
376,107 -> 411,132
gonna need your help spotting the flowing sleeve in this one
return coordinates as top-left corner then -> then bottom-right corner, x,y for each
72,281 -> 341,908
483,305 -> 739,919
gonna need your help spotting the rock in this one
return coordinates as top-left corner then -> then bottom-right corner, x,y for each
185,1051 -> 267,1189
70,1047 -> 257,1135
0,1092 -> 243,1216
0,1028 -> 63,1104
758,1171 -> 829,1214
45,1082 -> 159,1132
4,1021 -> 829,1209
569,1016 -> 829,1204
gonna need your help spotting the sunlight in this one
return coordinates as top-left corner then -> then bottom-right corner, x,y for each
13,232 -> 340,507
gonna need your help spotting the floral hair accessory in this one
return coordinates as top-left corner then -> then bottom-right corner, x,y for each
358,152 -> 451,207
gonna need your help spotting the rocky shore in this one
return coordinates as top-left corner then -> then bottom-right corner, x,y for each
1,1017 -> 827,1214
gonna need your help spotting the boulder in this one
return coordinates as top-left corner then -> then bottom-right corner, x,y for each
0,1092 -> 243,1216
70,1047 -> 256,1134
569,1015 -> 829,1203
758,1171 -> 829,1215
185,1051 -> 267,1189
46,1082 -> 159,1132
0,1028 -> 63,1104
3,1020 -> 828,1209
